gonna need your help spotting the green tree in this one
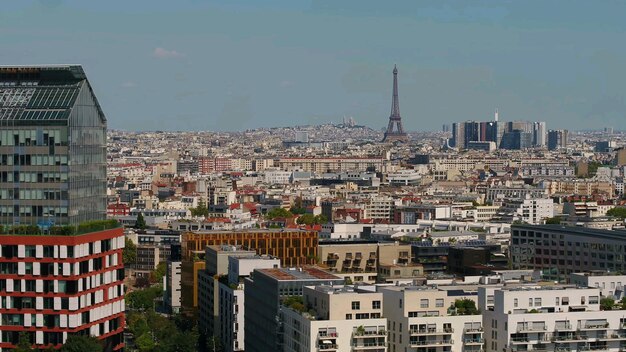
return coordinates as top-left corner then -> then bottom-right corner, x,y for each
14,332 -> 34,352
607,207 -> 626,220
135,332 -> 156,351
600,297 -> 615,311
135,212 -> 147,230
124,237 -> 137,265
313,214 -> 328,224
190,199 -> 209,218
545,217 -> 562,225
266,207 -> 292,219
452,299 -> 480,315
60,335 -> 103,352
296,213 -> 316,225
151,262 -> 167,283
127,284 -> 163,310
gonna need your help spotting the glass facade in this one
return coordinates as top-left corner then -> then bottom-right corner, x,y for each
0,65 -> 106,226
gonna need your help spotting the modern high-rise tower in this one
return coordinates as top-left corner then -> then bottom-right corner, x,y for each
0,65 -> 106,226
0,65 -> 124,351
382,65 -> 408,142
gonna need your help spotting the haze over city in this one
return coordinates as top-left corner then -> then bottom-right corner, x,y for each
2,0 -> 626,131
4,2 -> 626,352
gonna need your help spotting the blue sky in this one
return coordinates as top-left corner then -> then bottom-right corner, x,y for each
1,0 -> 625,131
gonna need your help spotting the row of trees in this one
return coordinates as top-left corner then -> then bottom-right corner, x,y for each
127,310 -> 198,352
265,207 -> 327,224
15,334 -> 102,352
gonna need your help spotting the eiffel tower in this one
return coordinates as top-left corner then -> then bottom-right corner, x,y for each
382,65 -> 408,142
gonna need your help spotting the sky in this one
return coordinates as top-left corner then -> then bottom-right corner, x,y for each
1,0 -> 625,132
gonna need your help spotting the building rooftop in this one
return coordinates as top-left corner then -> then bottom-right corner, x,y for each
512,224 -> 626,241
258,266 -> 342,281
0,65 -> 105,124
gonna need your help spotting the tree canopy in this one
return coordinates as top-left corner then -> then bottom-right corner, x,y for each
296,214 -> 328,225
135,212 -> 147,230
60,335 -> 103,352
124,237 -> 137,265
127,284 -> 163,310
14,332 -> 34,352
266,207 -> 292,219
190,199 -> 209,218
127,311 -> 198,352
607,207 -> 626,220
600,297 -> 615,311
545,216 -> 562,225
451,299 -> 480,315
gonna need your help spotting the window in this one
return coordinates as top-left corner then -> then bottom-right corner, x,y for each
372,300 -> 381,309
589,296 -> 599,304
420,299 -> 429,308
351,301 -> 360,310
514,298 -> 518,307
534,298 -> 542,307
435,299 -> 444,307
345,314 -> 352,320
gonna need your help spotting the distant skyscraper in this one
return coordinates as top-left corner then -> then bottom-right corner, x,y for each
442,124 -> 450,133
500,130 -> 533,150
382,65 -> 408,142
451,122 -> 465,148
494,108 -> 499,122
547,129 -> 568,151
533,121 -> 547,147
294,130 -> 309,143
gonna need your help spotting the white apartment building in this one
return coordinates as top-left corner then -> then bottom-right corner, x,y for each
570,272 -> 626,300
481,285 -> 626,352
499,197 -> 554,225
365,197 -> 400,221
386,169 -> 423,186
264,170 -> 292,184
164,260 -> 182,314
381,285 -> 484,352
471,205 -> 500,222
282,285 -> 387,352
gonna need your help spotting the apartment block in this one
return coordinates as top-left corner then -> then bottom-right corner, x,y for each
381,285 -> 483,352
244,267 -> 344,352
481,285 -> 626,352
318,240 -> 412,283
282,285 -> 387,352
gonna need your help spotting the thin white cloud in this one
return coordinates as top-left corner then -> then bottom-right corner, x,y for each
153,47 -> 185,59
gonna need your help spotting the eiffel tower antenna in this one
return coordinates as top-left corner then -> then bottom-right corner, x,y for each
382,64 -> 408,142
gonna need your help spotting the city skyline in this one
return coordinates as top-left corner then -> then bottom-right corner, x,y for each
2,1 -> 625,132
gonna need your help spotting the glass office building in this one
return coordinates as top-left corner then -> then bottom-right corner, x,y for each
0,65 -> 106,226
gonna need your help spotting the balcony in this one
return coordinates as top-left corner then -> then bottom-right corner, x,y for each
318,344 -> 338,351
554,323 -> 574,331
410,328 -> 454,336
598,332 -> 626,341
464,338 -> 484,345
352,341 -> 386,349
580,322 -> 609,330
318,332 -> 338,339
517,325 -> 547,333
464,327 -> 484,333
410,339 -> 454,347
354,330 -> 387,337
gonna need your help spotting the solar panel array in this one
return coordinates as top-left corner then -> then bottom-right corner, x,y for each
0,85 -> 80,121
